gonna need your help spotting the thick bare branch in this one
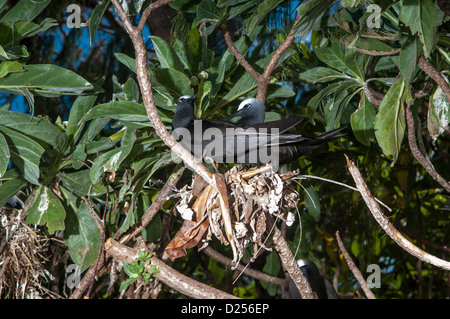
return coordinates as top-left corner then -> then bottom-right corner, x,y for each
105,238 -> 238,299
221,12 -> 301,103
111,0 -> 214,186
222,27 -> 259,81
335,231 -> 376,299
272,225 -> 315,299
256,14 -> 302,102
405,102 -> 450,192
418,55 -> 450,103
137,0 -> 174,32
345,155 -> 450,271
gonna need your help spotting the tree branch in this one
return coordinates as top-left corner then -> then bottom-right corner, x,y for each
405,102 -> 450,192
222,27 -> 259,81
335,231 -> 376,299
256,13 -> 302,102
345,155 -> 450,271
202,246 -> 288,287
221,12 -> 301,103
105,238 -> 238,299
110,0 -> 214,185
418,55 -> 450,103
137,0 -> 174,32
272,224 -> 315,299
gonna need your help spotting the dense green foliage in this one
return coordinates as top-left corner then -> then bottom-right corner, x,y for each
0,0 -> 449,299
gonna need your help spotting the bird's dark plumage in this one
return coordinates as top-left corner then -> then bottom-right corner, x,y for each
172,95 -> 345,167
289,259 -> 338,299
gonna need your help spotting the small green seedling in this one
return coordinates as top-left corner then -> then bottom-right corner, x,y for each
119,251 -> 159,291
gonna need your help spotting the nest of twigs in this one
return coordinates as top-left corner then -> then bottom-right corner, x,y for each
0,207 -> 55,299
166,164 -> 300,265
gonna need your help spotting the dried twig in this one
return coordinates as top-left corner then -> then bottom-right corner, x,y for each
202,246 -> 288,287
335,231 -> 376,299
405,102 -> 450,192
120,166 -> 184,243
345,155 -> 450,271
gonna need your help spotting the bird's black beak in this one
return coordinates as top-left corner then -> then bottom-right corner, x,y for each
188,94 -> 197,101
223,108 -> 244,121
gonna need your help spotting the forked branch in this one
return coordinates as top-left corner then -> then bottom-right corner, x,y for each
222,12 -> 302,102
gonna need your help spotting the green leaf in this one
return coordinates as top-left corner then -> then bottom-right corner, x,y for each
261,251 -> 281,296
305,186 -> 320,222
197,0 -> 221,22
0,132 -> 9,177
89,0 -> 111,44
298,67 -> 350,83
0,45 -> 29,61
123,78 -> 140,102
119,277 -> 138,291
0,64 -> 93,94
1,0 -> 51,23
169,0 -> 201,12
0,109 -> 63,148
150,36 -> 184,72
90,144 -> 133,184
26,186 -> 66,234
0,177 -> 27,207
64,201 -> 102,273
344,35 -> 397,55
151,68 -> 194,99
115,53 -> 137,73
351,95 -> 376,146
0,60 -> 24,78
315,38 -> 358,78
58,170 -> 107,198
307,82 -> 341,118
14,18 -> 57,40
196,0 -> 226,35
399,36 -> 418,85
246,0 -> 284,35
341,0 -> 361,7
374,78 -> 406,165
81,101 -> 163,123
266,84 -> 295,99
118,0 -> 148,14
228,0 -> 259,19
0,124 -> 44,185
400,0 -> 439,58
217,0 -> 248,6
293,0 -> 335,39
351,239 -> 360,257
66,94 -> 98,145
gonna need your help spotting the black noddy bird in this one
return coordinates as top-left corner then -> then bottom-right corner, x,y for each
172,95 -> 345,167
223,98 -> 266,125
289,259 -> 338,299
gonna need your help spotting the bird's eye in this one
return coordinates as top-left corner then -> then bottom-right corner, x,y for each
179,98 -> 185,102
244,104 -> 251,109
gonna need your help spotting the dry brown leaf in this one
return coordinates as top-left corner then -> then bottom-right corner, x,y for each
165,182 -> 214,261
